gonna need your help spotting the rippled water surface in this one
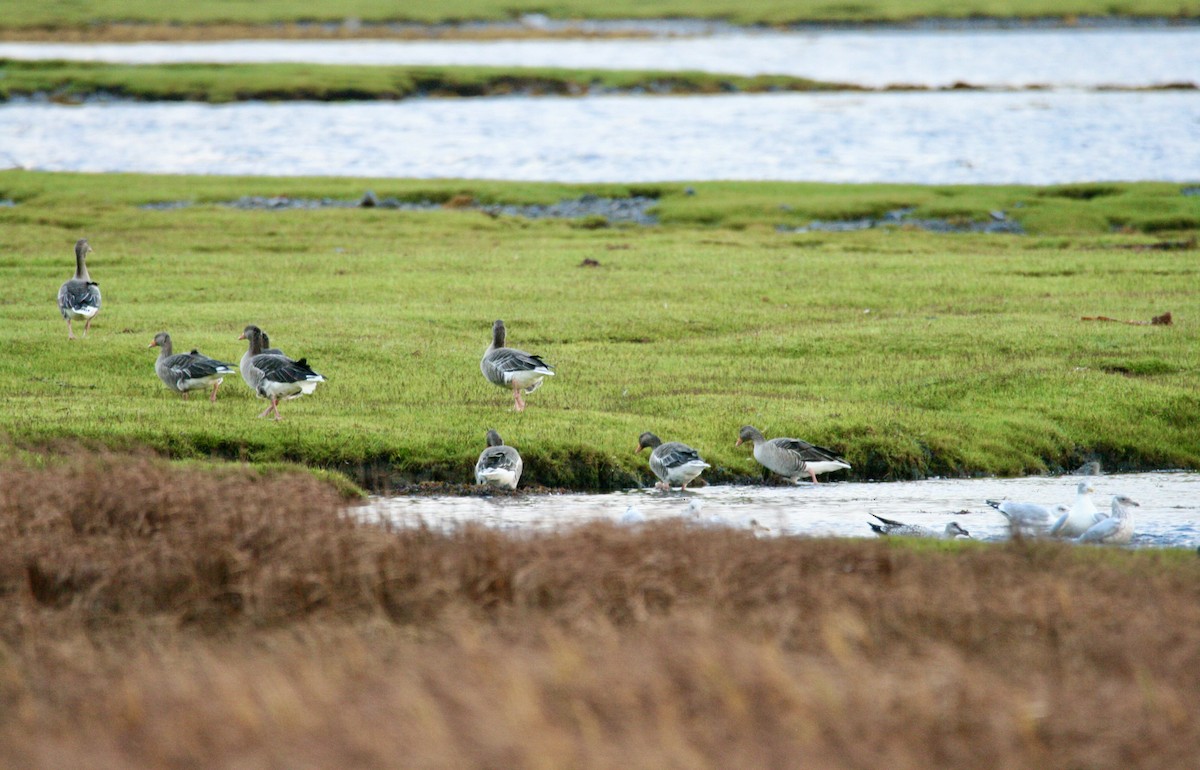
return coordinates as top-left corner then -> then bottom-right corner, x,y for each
359,472 -> 1200,549
4,92 -> 1198,183
3,29 -> 1199,88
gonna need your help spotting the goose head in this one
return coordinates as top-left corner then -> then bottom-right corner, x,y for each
635,432 -> 662,454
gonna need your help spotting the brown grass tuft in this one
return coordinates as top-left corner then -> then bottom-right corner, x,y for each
1,454 -> 1199,767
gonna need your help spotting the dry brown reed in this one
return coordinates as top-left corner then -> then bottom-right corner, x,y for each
1,453 -> 1198,768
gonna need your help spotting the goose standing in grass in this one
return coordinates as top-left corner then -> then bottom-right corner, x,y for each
57,238 -> 101,340
735,425 -> 850,484
474,429 -> 523,490
237,325 -> 326,420
148,332 -> 235,402
635,432 -> 711,491
239,329 -> 285,391
1076,495 -> 1139,545
868,514 -> 971,539
480,319 -> 554,412
1049,482 -> 1105,538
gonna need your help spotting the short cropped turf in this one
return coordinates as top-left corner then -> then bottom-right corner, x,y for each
1,171 -> 1198,489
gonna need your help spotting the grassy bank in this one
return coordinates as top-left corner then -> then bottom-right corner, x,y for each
2,0 -> 1198,36
0,60 -> 858,103
1,170 -> 1198,489
1,455 -> 1198,768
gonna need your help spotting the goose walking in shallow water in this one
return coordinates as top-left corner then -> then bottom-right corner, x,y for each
868,514 -> 970,539
635,432 -> 710,491
149,332 -> 235,402
735,425 -> 850,484
238,325 -> 326,420
474,429 -> 523,490
480,319 -> 554,412
57,238 -> 101,339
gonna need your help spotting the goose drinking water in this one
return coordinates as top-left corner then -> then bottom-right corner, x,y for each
474,429 -> 523,490
635,432 -> 710,491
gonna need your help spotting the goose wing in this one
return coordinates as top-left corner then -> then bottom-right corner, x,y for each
250,353 -> 323,384
58,279 -> 101,314
164,351 -> 234,380
774,437 -> 845,463
477,446 -> 520,473
486,347 -> 554,376
654,442 -> 706,470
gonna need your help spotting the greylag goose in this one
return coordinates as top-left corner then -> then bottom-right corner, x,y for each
735,425 -> 850,484
635,432 -> 710,490
1076,495 -> 1139,545
1048,482 -> 1105,538
238,329 -> 284,391
474,429 -> 523,490
868,514 -> 970,539
480,320 -> 554,412
237,324 -> 326,420
148,332 -> 235,402
57,238 -> 101,339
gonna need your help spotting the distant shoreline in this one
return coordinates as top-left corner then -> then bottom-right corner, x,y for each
3,15 -> 1200,43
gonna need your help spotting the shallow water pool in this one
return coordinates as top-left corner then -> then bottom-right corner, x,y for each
359,471 -> 1200,549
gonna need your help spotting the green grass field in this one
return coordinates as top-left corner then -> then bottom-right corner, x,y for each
0,60 -> 859,103
1,171 -> 1198,489
2,0 -> 1198,31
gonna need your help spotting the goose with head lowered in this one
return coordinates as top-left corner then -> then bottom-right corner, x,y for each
635,432 -> 710,491
57,238 -> 101,340
735,425 -> 850,484
148,332 -> 236,402
237,325 -> 326,420
474,429 -> 523,490
480,319 -> 554,412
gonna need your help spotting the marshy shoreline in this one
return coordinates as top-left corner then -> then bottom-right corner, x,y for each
2,453 -> 1198,768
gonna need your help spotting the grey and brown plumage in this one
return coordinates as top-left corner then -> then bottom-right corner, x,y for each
735,425 -> 850,484
238,329 -> 285,391
1076,495 -> 1139,545
474,429 -> 523,490
635,432 -> 710,491
237,324 -> 326,420
480,319 -> 554,412
57,238 -> 101,340
148,332 -> 235,402
868,514 -> 970,539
